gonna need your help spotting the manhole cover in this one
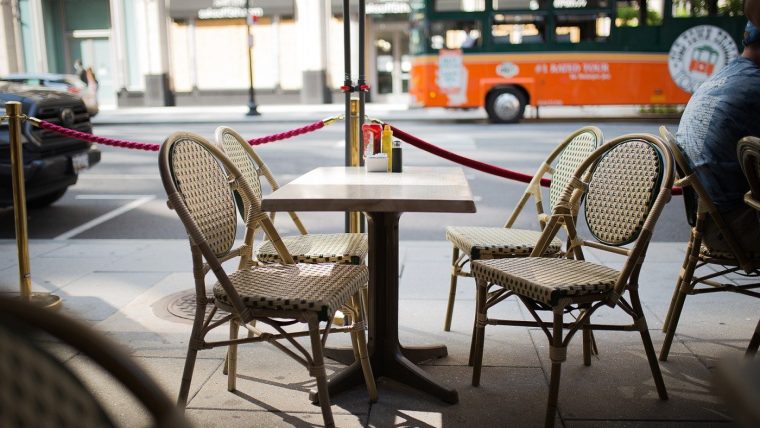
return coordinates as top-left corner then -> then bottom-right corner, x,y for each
154,290 -> 229,324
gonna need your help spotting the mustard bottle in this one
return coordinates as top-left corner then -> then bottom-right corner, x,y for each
381,124 -> 393,171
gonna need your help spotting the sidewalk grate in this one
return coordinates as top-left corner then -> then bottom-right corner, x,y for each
154,290 -> 229,324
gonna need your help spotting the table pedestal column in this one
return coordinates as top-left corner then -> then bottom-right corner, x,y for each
322,212 -> 458,404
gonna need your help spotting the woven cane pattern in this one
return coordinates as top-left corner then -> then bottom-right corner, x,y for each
472,258 -> 619,305
0,326 -> 113,428
549,131 -> 600,210
257,233 -> 368,264
213,263 -> 368,321
220,131 -> 264,211
445,226 -> 561,258
171,139 -> 237,257
584,140 -> 661,245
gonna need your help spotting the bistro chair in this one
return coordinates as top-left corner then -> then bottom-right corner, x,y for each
470,134 -> 673,428
658,128 -> 760,361
444,126 -> 602,332
0,296 -> 188,428
158,132 -> 376,428
214,126 -> 367,267
738,136 -> 760,357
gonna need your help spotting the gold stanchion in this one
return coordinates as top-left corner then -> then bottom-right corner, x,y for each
5,101 -> 61,310
349,99 -> 362,233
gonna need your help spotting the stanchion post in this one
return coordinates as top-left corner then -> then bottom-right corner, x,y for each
349,98 -> 362,233
6,101 -> 61,310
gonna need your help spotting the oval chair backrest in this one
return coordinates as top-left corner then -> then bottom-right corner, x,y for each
739,136 -> 760,202
162,132 -> 238,259
583,136 -> 665,246
548,127 -> 602,211
214,127 -> 265,220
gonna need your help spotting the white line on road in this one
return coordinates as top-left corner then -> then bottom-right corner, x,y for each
76,194 -> 154,200
54,195 -> 156,240
78,174 -> 159,180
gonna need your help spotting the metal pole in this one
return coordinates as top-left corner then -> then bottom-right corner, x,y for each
343,0 -> 352,232
358,0 -> 366,129
6,101 -> 61,310
245,0 -> 260,116
349,99 -> 361,233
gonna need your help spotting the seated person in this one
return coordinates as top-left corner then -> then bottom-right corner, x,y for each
676,21 -> 760,253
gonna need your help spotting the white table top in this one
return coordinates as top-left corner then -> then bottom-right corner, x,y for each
261,166 -> 476,214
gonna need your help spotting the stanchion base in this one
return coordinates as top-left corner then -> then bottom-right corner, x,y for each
8,292 -> 62,311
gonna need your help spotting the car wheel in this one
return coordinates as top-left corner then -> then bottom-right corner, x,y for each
486,87 -> 526,124
27,188 -> 67,209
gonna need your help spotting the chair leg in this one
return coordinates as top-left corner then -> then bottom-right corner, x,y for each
630,289 -> 668,400
444,246 -> 460,332
747,317 -> 760,357
350,293 -> 378,402
545,310 -> 566,428
178,308 -> 206,408
471,278 -> 488,386
661,235 -> 700,361
581,304 -> 594,366
307,314 -> 334,428
227,319 -> 239,392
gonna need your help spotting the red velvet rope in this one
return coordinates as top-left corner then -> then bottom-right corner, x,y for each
247,120 -> 324,145
390,125 -> 682,195
38,120 -> 160,151
37,119 -> 327,151
390,125 -> 551,187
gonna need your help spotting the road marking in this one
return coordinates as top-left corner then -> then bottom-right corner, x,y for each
79,174 -> 159,180
54,195 -> 156,240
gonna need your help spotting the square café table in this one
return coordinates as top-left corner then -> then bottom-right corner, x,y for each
262,166 -> 476,404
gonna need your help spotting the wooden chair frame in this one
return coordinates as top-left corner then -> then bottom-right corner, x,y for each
444,126 -> 603,332
737,136 -> 760,357
158,132 -> 376,428
470,134 -> 674,428
659,127 -> 760,361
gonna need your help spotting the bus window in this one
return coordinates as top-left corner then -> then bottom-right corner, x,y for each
555,13 -> 611,42
492,0 -> 548,9
672,0 -> 744,17
435,0 -> 486,11
492,14 -> 546,44
430,20 -> 482,49
616,0 -> 663,26
552,0 -> 609,8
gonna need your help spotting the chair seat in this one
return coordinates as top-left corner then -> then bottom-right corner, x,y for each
472,258 -> 619,306
256,233 -> 368,265
445,226 -> 562,259
213,263 -> 368,321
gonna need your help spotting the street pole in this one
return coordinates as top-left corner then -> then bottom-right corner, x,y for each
245,0 -> 260,116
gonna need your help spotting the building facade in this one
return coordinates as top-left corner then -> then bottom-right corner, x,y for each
0,0 -> 411,107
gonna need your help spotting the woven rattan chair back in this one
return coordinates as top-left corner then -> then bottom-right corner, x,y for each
215,126 -> 309,235
0,296 -> 186,428
214,127 -> 264,219
739,136 -> 760,206
660,127 -> 750,267
737,136 -> 760,357
536,133 -> 674,297
505,126 -> 603,227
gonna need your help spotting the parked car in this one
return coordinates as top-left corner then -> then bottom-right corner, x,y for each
0,73 -> 99,117
0,82 -> 101,208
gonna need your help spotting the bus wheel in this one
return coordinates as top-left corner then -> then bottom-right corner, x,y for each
486,87 -> 526,123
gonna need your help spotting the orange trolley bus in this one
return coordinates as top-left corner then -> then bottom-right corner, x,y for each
409,0 -> 746,122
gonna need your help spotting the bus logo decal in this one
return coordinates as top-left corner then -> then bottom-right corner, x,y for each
668,25 -> 738,93
496,62 -> 519,78
436,49 -> 468,106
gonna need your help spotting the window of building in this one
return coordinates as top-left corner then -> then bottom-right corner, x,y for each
435,0 -> 486,12
492,14 -> 545,44
492,0 -> 548,10
555,13 -> 611,42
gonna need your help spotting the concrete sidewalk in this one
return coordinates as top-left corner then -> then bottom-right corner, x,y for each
0,238 -> 755,427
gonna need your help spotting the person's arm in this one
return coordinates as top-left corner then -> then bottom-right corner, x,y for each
746,0 -> 760,26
